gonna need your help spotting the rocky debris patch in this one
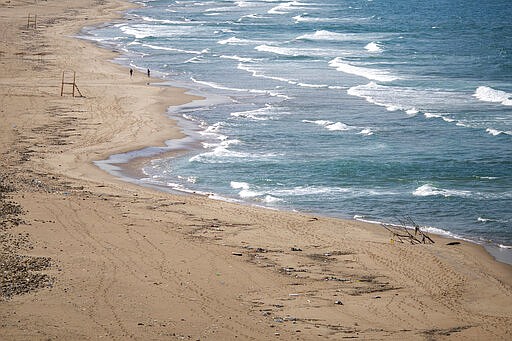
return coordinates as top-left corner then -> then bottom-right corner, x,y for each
0,173 -> 53,300
0,254 -> 52,299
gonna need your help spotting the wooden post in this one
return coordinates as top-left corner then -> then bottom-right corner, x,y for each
60,71 -> 64,96
61,70 -> 83,97
72,72 -> 76,97
27,14 -> 37,29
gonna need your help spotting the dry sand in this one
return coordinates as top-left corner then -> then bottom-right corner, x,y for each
1,0 -> 511,340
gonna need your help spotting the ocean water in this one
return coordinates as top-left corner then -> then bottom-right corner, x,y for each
84,0 -> 512,251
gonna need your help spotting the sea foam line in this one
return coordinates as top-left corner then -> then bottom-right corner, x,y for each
238,63 -> 330,89
330,58 -> 398,82
268,1 -> 313,15
231,105 -> 274,121
218,36 -> 268,45
142,43 -> 203,54
302,119 -> 352,131
190,76 -> 288,98
413,184 -> 512,200
255,44 -> 338,57
297,30 -> 390,42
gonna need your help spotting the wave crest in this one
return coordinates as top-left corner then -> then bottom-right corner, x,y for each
413,184 -> 471,198
474,86 -> 512,106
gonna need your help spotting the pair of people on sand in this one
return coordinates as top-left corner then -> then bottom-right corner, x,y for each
129,68 -> 150,78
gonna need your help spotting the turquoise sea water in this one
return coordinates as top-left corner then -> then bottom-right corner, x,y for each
84,0 -> 512,252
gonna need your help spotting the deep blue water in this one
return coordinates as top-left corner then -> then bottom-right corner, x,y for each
84,0 -> 512,249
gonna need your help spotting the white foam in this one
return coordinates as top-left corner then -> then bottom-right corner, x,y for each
365,42 -> 383,53
293,14 -> 332,23
238,63 -> 291,83
262,195 -> 284,203
330,58 -> 398,82
119,25 -> 152,39
184,56 -> 204,64
297,30 -> 354,41
358,128 -> 374,136
220,55 -> 255,63
326,122 -> 351,131
473,86 -> 512,106
348,82 -> 414,112
238,63 -> 329,89
478,217 -> 496,223
239,189 -> 261,198
424,112 -> 460,125
420,226 -> 465,240
486,128 -> 512,136
254,44 -> 335,57
191,137 -> 279,163
296,82 -> 329,88
119,24 -> 200,39
406,108 -> 419,115
486,128 -> 501,136
191,76 -> 286,98
268,1 -> 312,15
235,0 -> 257,7
204,6 -> 238,12
189,146 -> 249,164
237,14 -> 269,22
230,182 -> 284,203
302,119 -> 352,131
476,176 -> 499,180
231,181 -> 250,190
217,37 -> 265,45
255,44 -> 301,57
142,43 -> 202,54
138,15 -> 192,25
413,184 -> 471,198
353,215 -> 387,225
272,186 -> 349,196
231,105 -> 274,121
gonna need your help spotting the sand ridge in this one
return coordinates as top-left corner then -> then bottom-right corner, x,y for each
0,0 -> 511,340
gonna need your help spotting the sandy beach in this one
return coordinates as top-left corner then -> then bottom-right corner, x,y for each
1,0 -> 511,340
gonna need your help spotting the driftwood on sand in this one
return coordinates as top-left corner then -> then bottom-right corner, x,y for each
382,216 -> 435,245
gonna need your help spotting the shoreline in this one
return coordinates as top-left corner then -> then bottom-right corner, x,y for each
1,1 -> 511,340
100,142 -> 512,266
81,4 -> 512,265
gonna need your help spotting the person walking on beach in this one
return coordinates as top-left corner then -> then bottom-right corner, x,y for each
129,68 -> 133,78
147,68 -> 150,78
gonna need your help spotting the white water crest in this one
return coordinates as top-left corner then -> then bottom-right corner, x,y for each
238,63 -> 330,90
474,86 -> 512,106
365,42 -> 383,53
358,128 -> 374,136
218,36 -> 268,45
297,30 -> 392,42
268,1 -> 313,15
142,43 -> 203,54
302,119 -> 353,131
231,105 -> 274,121
486,128 -> 512,136
191,76 -> 286,98
255,44 -> 339,57
330,58 -> 398,82
413,184 -> 472,198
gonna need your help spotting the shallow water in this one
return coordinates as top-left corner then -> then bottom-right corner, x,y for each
85,0 -> 511,251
